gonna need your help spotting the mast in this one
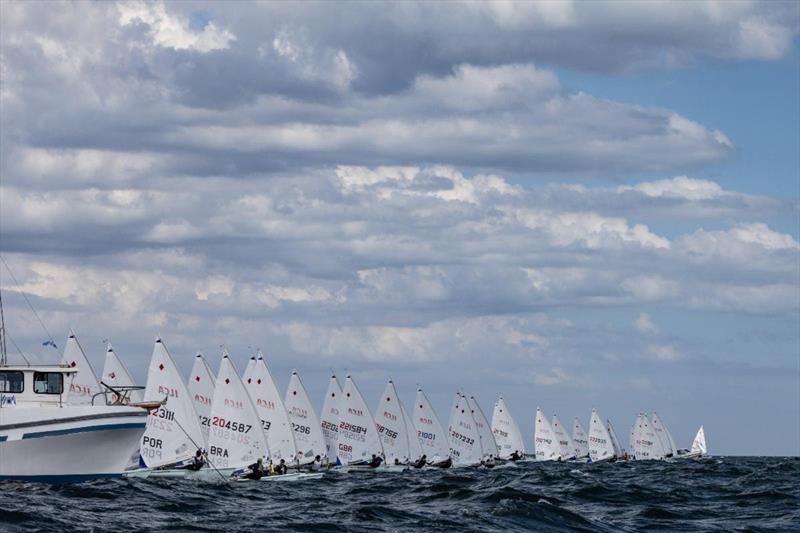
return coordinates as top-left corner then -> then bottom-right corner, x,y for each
0,287 -> 8,366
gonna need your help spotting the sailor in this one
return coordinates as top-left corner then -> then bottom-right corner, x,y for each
185,449 -> 205,471
414,454 -> 427,469
310,455 -> 322,472
244,458 -> 266,480
276,458 -> 288,475
509,450 -> 522,461
368,454 -> 383,468
268,458 -> 276,475
393,458 -> 401,466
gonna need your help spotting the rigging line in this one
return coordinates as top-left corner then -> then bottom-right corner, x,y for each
5,331 -> 32,366
0,255 -> 56,346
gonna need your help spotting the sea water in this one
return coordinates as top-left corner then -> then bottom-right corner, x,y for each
1,457 -> 797,532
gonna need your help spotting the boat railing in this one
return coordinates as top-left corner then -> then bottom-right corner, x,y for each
93,381 -> 146,406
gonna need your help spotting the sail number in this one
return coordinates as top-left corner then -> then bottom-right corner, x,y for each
211,416 -> 251,433
292,423 -> 311,435
449,430 -> 474,445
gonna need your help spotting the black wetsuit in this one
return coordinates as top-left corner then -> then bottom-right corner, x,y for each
185,456 -> 205,471
413,457 -> 426,469
276,463 -> 288,475
368,456 -> 383,468
244,462 -> 265,480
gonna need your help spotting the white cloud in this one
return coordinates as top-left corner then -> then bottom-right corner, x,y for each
117,1 -> 235,53
635,312 -> 658,334
619,176 -> 725,200
648,344 -> 680,361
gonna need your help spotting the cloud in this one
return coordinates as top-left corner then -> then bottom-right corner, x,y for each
635,313 -> 658,334
648,344 -> 680,361
117,1 -> 235,53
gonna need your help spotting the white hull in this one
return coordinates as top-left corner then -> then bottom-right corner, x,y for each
124,466 -> 236,481
0,406 -> 147,481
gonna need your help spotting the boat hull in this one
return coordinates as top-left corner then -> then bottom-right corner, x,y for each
0,406 -> 147,481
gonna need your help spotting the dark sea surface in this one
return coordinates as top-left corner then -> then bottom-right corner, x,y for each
1,457 -> 798,532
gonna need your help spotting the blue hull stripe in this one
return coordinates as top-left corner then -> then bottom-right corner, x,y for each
0,436 -> 6,442
21,422 -> 145,440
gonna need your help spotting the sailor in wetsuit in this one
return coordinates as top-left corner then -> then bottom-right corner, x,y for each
185,449 -> 205,471
509,450 -> 522,461
243,458 -> 266,480
310,455 -> 322,472
275,458 -> 288,475
413,454 -> 427,469
368,454 -> 383,468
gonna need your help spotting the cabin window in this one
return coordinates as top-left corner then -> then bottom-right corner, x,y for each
0,371 -> 24,393
33,372 -> 63,394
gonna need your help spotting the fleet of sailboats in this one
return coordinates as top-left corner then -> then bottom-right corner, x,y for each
2,328 -> 711,480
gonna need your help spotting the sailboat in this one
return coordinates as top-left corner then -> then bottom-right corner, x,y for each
552,414 -> 576,461
337,374 -> 385,469
374,379 -> 413,468
204,352 -> 269,477
571,418 -> 590,460
651,412 -> 676,458
402,401 -> 424,465
101,343 -> 142,404
187,353 -> 215,448
413,387 -> 451,468
607,419 -> 623,458
534,407 -> 560,461
61,332 -> 104,405
632,413 -> 666,460
244,353 -> 297,464
588,408 -> 616,462
678,426 -> 707,458
448,393 -> 484,467
491,396 -> 526,460
320,373 -> 342,465
285,370 -> 326,466
467,395 -> 498,463
126,338 -> 206,477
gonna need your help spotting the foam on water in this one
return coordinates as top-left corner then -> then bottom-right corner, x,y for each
0,457 -> 798,532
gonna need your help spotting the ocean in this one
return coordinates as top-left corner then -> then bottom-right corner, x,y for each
1,457 -> 797,532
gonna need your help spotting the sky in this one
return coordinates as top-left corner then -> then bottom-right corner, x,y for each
1,0 -> 798,456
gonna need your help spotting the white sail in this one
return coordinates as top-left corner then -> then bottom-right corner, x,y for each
285,369 -> 326,464
402,402 -> 424,462
375,380 -> 411,464
243,356 -> 256,382
634,413 -> 665,460
588,409 -> 616,462
607,419 -> 623,457
60,332 -> 103,405
206,353 -> 269,469
651,412 -> 676,456
552,414 -> 575,460
187,353 -> 215,447
320,374 -> 342,463
101,343 -> 141,403
245,354 -> 297,463
572,418 -> 589,458
413,387 -> 450,463
337,375 -> 384,465
691,426 -> 706,456
629,413 -> 641,454
467,395 -> 497,460
534,407 -> 560,461
491,396 -> 526,459
140,338 -> 204,468
447,393 -> 483,466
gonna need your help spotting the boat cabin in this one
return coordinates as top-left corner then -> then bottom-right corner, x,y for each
0,365 -> 77,407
